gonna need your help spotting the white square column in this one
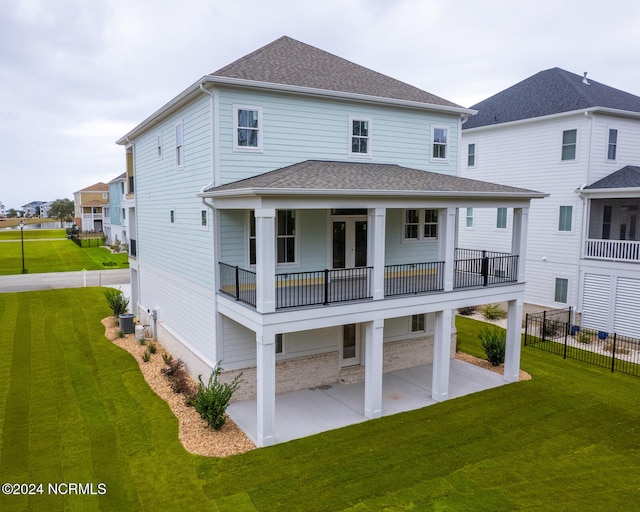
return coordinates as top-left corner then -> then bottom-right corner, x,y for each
364,318 -> 384,418
432,308 -> 452,401
368,208 -> 387,300
504,298 -> 523,383
438,207 -> 456,292
255,209 -> 276,313
511,208 -> 529,282
256,329 -> 276,447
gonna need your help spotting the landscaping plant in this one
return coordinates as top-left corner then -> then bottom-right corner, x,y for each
478,326 -> 506,366
191,364 -> 242,430
104,288 -> 130,316
481,303 -> 506,320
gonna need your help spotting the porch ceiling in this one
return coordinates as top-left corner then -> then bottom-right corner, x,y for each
200,161 -> 546,204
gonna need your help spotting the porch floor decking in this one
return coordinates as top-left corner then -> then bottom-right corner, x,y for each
227,359 -> 506,445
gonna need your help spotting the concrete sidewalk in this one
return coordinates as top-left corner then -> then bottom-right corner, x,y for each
0,269 -> 130,294
228,359 -> 506,446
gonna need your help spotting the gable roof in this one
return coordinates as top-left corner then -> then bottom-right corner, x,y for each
464,68 -> 640,130
74,182 -> 108,194
202,160 -> 544,198
118,37 -> 471,144
212,36 -> 460,108
584,165 -> 640,190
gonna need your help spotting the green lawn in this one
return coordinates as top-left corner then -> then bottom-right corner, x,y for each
0,229 -> 67,241
1,290 -> 639,511
0,240 -> 128,275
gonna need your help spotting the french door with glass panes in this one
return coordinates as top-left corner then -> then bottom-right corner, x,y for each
332,216 -> 368,269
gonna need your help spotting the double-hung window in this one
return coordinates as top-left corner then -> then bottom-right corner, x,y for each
411,314 -> 426,333
558,205 -> 573,232
561,129 -> 577,160
277,210 -> 296,264
157,133 -> 163,159
175,123 -> 184,167
467,143 -> 476,167
607,129 -> 618,160
249,211 -> 257,265
404,209 -> 438,240
496,207 -> 507,229
234,105 -> 262,150
350,117 -> 371,156
432,127 -> 448,160
466,208 -> 474,228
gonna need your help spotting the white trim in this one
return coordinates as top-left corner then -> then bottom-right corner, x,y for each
466,141 -> 476,167
200,209 -> 209,231
276,209 -> 299,267
175,121 -> 184,169
430,125 -> 449,162
233,104 -> 263,152
560,128 -> 578,162
402,208 -> 438,241
558,205 -> 574,232
553,276 -> 570,304
348,115 -> 372,158
156,132 -> 163,159
606,126 -> 618,162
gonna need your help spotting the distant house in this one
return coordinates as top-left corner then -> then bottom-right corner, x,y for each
73,182 -> 109,232
117,36 -> 543,446
0,201 -> 5,218
105,173 -> 127,245
459,68 -> 640,338
21,200 -> 46,217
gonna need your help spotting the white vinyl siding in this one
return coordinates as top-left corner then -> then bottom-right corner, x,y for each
175,122 -> 184,168
582,274 -> 611,331
614,277 -> 640,337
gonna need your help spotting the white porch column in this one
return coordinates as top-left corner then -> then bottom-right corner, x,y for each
364,318 -> 384,418
504,298 -> 524,383
438,207 -> 456,292
368,208 -> 386,300
432,308 -> 452,401
256,329 -> 276,447
255,209 -> 276,313
511,208 -> 529,282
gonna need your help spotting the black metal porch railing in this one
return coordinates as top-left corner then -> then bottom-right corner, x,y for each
453,248 -> 518,289
219,262 -> 257,307
384,261 -> 444,296
276,267 -> 372,309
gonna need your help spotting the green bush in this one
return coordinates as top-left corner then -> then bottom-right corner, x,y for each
481,303 -> 506,320
191,364 -> 242,430
142,350 -> 151,362
104,288 -> 129,316
576,329 -> 596,345
458,305 -> 477,316
479,326 -> 506,366
148,342 -> 157,354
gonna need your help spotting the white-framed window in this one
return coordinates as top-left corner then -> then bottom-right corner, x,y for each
496,207 -> 507,229
120,182 -> 125,194
275,333 -> 284,355
554,277 -> 569,303
431,126 -> 448,161
156,133 -> 163,159
277,210 -> 296,264
248,210 -> 256,266
234,105 -> 262,151
175,122 -> 184,167
349,116 -> 371,156
102,193 -> 108,200
403,209 -> 438,240
607,128 -> 618,160
465,207 -> 474,228
200,209 -> 208,229
122,208 -> 125,220
561,129 -> 577,161
558,205 -> 573,232
411,314 -> 426,333
170,208 -> 175,225
467,143 -> 476,167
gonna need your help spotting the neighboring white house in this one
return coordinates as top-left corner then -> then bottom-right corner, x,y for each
105,172 -> 127,246
459,68 -> 640,338
21,200 -> 46,217
117,36 -> 543,446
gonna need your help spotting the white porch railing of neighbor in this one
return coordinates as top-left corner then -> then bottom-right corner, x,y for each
584,239 -> 640,262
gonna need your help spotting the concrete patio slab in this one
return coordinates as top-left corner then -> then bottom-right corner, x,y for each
227,359 -> 508,446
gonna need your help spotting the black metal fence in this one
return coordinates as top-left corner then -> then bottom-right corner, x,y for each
454,248 -> 518,288
69,235 -> 105,248
525,307 -> 640,377
384,261 -> 444,296
219,263 -> 257,307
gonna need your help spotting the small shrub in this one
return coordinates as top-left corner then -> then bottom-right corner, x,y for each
576,329 -> 596,345
104,289 -> 130,316
458,306 -> 477,316
162,353 -> 173,365
603,340 -> 631,355
118,330 -> 125,338
161,358 -> 192,396
148,342 -> 157,354
542,320 -> 562,338
190,364 -> 242,430
479,326 -> 506,366
142,350 -> 151,362
138,337 -> 146,346
482,303 -> 506,320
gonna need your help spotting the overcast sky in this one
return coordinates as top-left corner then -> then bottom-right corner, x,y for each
1,0 -> 639,210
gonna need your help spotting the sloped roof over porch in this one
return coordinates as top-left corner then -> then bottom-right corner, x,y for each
200,160 -> 546,206
583,165 -> 640,191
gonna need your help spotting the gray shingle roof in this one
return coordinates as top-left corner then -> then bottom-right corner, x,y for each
212,36 -> 461,108
584,166 -> 640,190
204,160 -> 543,197
464,68 -> 640,130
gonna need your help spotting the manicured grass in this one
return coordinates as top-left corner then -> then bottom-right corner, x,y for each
0,240 -> 128,275
1,293 -> 639,511
0,229 -> 66,240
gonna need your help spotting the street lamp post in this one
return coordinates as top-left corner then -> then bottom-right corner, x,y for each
19,220 -> 26,273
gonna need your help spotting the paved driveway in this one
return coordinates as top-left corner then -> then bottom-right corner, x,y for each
0,269 -> 130,294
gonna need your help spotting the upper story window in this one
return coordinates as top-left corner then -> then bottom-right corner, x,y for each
120,182 -> 125,194
350,117 -> 371,156
234,105 -> 263,151
607,129 -> 618,160
404,209 -> 438,240
277,210 -> 296,264
558,205 -> 573,232
170,209 -> 176,225
561,129 -> 577,161
496,207 -> 507,229
175,123 -> 184,167
201,209 -> 208,229
156,133 -> 163,159
432,127 -> 448,160
122,208 -> 125,220
467,143 -> 476,167
466,207 -> 474,228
